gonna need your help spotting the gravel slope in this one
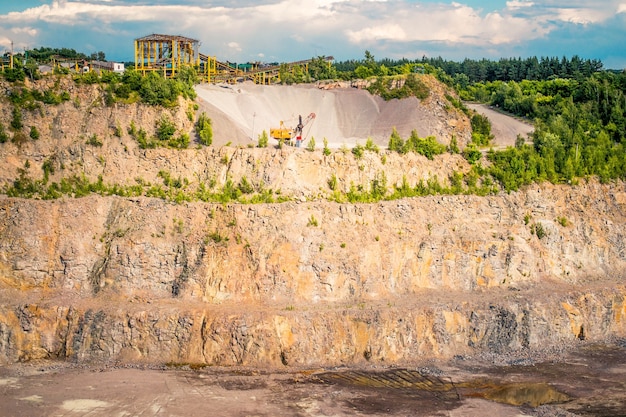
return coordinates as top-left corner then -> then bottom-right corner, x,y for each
194,81 -> 470,148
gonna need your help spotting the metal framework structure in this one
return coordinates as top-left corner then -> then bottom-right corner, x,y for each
134,34 -> 200,77
134,33 -> 333,85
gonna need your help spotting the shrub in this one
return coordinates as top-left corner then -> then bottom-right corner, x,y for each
29,126 -> 40,140
139,71 -> 180,106
534,222 -> 547,239
328,174 -> 338,190
470,113 -> 493,146
156,116 -> 176,142
403,131 -> 446,159
307,215 -> 318,227
449,136 -> 460,154
238,176 -> 254,194
11,107 -> 23,130
257,130 -> 269,148
135,128 -> 153,149
306,136 -> 316,151
169,133 -> 189,149
3,68 -> 25,82
11,131 -> 28,146
128,120 -> 137,137
196,112 -> 213,146
86,134 -> 103,147
352,143 -> 364,159
323,138 -> 331,156
463,144 -> 482,164
42,158 -> 55,182
387,128 -> 404,152
365,137 -> 379,153
0,123 -> 9,143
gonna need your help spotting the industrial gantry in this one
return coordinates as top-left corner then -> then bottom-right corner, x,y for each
134,34 -> 201,77
134,33 -> 333,85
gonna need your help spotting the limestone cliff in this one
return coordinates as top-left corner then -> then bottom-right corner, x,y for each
0,180 -> 624,366
0,76 -> 624,368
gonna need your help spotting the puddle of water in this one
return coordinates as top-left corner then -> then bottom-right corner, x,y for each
468,382 -> 570,407
318,369 -> 570,408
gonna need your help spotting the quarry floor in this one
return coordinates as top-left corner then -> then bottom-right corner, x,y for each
1,341 -> 624,417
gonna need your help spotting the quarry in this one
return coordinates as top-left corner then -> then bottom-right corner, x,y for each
0,73 -> 624,416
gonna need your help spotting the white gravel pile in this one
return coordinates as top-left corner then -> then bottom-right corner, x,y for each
194,82 -> 438,148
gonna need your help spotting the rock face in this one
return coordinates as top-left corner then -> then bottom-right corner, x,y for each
0,180 -> 624,366
0,76 -> 624,369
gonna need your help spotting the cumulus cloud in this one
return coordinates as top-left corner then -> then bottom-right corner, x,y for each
0,0 -> 623,65
506,1 -> 535,9
342,2 -> 549,46
228,42 -> 242,52
346,24 -> 407,43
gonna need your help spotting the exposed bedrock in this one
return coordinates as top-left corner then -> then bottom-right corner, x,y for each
0,180 -> 624,366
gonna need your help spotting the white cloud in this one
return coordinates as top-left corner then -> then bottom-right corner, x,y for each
0,1 -> 624,63
506,1 -> 534,8
343,2 -> 549,46
11,27 -> 38,37
228,42 -> 242,52
346,24 -> 406,43
552,6 -> 612,24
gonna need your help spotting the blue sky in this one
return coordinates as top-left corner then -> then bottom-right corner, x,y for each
1,1 -> 625,69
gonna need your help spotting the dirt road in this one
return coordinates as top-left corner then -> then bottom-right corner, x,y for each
466,103 -> 534,148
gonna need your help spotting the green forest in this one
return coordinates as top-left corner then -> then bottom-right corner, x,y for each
334,53 -> 626,191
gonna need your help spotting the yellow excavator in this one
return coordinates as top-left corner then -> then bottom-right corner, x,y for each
270,113 -> 316,146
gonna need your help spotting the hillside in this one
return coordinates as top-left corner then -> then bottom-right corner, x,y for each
0,75 -> 624,371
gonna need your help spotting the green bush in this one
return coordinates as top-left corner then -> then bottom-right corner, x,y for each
156,116 -> 176,142
0,123 -> 9,143
29,126 -> 40,140
257,130 -> 269,148
138,72 -> 180,106
449,136 -> 460,154
365,137 -> 379,153
327,173 -> 338,190
352,143 -> 364,159
238,176 -> 254,194
86,134 -> 103,147
196,112 -> 213,146
169,133 -> 189,149
306,137 -> 316,151
323,138 -> 331,156
387,128 -> 404,152
2,68 -> 25,82
11,107 -> 23,130
463,144 -> 482,165
367,74 -> 430,101
403,131 -> 446,159
470,114 -> 493,146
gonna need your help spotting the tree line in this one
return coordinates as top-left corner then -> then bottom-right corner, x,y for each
336,51 -> 625,189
